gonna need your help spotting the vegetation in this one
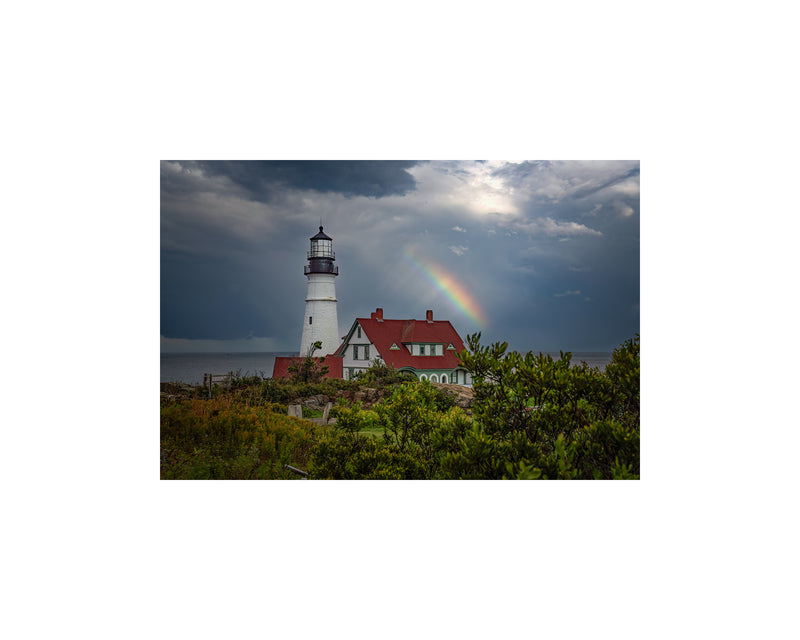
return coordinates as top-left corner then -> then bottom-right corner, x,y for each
351,359 -> 416,387
160,396 -> 322,479
287,340 -> 329,383
309,334 -> 639,479
161,334 -> 640,479
457,333 -> 640,479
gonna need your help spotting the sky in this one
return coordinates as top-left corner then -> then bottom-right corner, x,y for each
161,160 -> 639,353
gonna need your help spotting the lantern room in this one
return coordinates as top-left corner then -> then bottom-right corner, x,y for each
305,226 -> 338,275
308,226 -> 334,259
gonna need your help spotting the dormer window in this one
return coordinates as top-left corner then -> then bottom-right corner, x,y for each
447,343 -> 455,350
390,342 -> 400,350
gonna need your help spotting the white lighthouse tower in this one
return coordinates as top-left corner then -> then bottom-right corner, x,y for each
299,226 -> 340,357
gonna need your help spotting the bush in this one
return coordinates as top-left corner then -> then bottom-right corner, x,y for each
354,359 -> 416,388
458,333 -> 640,479
160,397 -> 325,479
309,334 -> 640,479
309,382 -> 472,479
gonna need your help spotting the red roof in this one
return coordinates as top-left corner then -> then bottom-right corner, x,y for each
272,355 -> 343,379
353,317 -> 467,370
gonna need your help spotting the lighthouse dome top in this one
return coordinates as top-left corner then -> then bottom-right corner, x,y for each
311,226 -> 332,241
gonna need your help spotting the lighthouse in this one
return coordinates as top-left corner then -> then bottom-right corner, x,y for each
299,226 -> 340,357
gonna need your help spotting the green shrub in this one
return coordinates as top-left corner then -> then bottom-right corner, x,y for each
309,334 -> 639,479
160,397 -> 324,479
354,359 -> 416,388
458,332 -> 640,479
162,334 -> 639,480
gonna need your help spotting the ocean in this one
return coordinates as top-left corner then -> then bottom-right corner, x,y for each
160,351 -> 614,385
160,352 -> 297,385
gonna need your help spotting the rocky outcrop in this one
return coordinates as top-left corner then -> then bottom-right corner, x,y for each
431,382 -> 474,408
301,394 -> 329,411
294,383 -> 473,413
353,387 -> 381,405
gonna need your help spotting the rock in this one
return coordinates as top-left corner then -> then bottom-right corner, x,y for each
353,387 -> 379,405
302,394 -> 329,411
432,382 -> 474,408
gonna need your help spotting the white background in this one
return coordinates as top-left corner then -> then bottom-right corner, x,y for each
2,1 -> 798,638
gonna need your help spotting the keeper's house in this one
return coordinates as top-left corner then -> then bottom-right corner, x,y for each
273,308 -> 472,386
337,308 -> 471,386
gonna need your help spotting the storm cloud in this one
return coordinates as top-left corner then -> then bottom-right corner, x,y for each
170,160 -> 420,202
161,160 -> 639,353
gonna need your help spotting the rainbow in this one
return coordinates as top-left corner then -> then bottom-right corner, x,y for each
402,246 -> 488,327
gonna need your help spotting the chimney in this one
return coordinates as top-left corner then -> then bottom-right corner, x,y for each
426,309 -> 433,323
371,307 -> 384,322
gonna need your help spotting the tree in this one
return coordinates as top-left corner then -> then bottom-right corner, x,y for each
288,340 -> 330,383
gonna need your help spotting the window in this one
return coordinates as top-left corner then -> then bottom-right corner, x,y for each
364,345 -> 369,360
441,374 -> 448,384
430,374 -> 438,382
420,374 -> 428,381
420,344 -> 426,356
357,326 -> 361,338
390,342 -> 400,350
309,316 -> 312,325
353,345 -> 359,360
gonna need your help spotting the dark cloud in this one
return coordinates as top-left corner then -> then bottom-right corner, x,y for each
189,160 -> 421,201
